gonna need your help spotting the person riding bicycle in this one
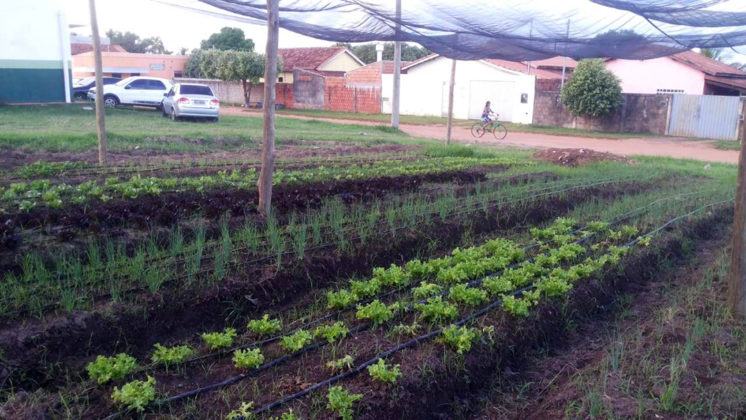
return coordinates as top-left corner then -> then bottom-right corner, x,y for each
481,101 -> 496,130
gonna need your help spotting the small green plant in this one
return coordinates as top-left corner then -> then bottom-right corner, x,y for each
391,322 -> 420,337
367,358 -> 401,383
233,348 -> 265,370
415,296 -> 458,323
151,344 -> 194,366
269,409 -> 298,420
349,278 -> 381,298
412,281 -> 441,300
448,284 -> 488,306
226,401 -> 256,420
247,314 -> 282,336
111,375 -> 157,412
201,328 -> 237,350
356,299 -> 394,325
502,295 -> 532,317
327,386 -> 362,420
326,354 -> 355,372
440,325 -> 479,354
281,329 -> 313,352
482,276 -> 514,295
327,289 -> 359,309
314,321 -> 349,343
86,353 -> 138,384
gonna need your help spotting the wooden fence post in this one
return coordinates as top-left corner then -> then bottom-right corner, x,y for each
729,98 -> 746,318
446,59 -> 456,145
88,0 -> 107,165
258,0 -> 279,216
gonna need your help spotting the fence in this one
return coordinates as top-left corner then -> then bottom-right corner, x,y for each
666,94 -> 742,140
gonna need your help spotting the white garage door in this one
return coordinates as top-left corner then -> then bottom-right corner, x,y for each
468,80 -> 515,122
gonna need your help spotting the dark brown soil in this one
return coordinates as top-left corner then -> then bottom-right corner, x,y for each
0,180 -> 646,396
533,148 -> 635,167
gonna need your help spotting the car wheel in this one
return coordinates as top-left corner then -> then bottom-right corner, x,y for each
170,108 -> 179,121
103,95 -> 119,108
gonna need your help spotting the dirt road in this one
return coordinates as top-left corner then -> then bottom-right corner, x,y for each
222,107 -> 739,164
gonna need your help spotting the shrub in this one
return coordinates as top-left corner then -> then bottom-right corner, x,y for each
247,314 -> 282,336
327,386 -> 363,420
201,328 -> 237,350
151,344 -> 194,366
111,375 -> 157,412
232,348 -> 264,370
86,353 -> 138,384
367,358 -> 401,383
561,59 -> 622,118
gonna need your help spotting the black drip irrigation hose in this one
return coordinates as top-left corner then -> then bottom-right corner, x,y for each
101,194 -> 717,419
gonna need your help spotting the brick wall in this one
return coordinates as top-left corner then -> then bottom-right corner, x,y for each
532,91 -> 671,134
324,76 -> 381,113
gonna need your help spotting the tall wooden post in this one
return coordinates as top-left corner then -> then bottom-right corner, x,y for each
88,0 -> 107,165
728,99 -> 746,318
446,59 -> 456,145
258,0 -> 279,216
391,0 -> 401,129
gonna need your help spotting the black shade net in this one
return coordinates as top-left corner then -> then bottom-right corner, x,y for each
198,0 -> 746,60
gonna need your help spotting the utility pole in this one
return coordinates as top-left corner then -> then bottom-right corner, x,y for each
560,19 -> 570,90
446,59 -> 456,145
258,0 -> 279,216
391,0 -> 401,128
88,0 -> 107,165
729,99 -> 746,318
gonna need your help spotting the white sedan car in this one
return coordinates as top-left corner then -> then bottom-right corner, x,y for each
161,83 -> 220,122
88,76 -> 171,108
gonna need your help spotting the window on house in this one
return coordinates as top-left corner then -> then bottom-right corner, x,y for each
278,76 -> 284,83
111,73 -> 122,78
174,71 -> 183,78
656,88 -> 684,94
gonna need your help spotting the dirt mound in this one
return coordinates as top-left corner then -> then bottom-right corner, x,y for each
533,148 -> 635,167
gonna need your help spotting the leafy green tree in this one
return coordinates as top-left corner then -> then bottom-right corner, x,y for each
699,48 -> 724,61
199,50 -> 282,105
561,59 -> 622,118
105,30 -> 171,54
184,49 -> 205,78
201,27 -> 255,51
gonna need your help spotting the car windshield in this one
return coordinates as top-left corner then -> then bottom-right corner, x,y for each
114,78 -> 134,87
74,77 -> 94,87
180,85 -> 213,96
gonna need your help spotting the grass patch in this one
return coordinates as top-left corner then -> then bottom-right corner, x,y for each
714,140 -> 741,151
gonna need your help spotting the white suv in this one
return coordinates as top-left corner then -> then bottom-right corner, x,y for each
88,76 -> 172,108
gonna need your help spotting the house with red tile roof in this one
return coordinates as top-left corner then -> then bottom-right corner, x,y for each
277,47 -> 364,84
606,50 -> 746,95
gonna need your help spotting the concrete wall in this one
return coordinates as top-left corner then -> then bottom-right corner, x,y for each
0,0 -> 71,103
175,78 -> 263,104
292,69 -> 326,110
382,57 -> 535,124
532,91 -> 671,134
606,57 -> 705,95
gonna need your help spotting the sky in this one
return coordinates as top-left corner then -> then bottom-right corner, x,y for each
61,0 -> 330,52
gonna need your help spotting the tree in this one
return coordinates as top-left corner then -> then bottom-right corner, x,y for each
199,49 -> 280,105
178,47 -> 188,55
699,48 -> 724,61
105,30 -> 171,54
561,59 -> 622,118
184,49 -> 205,78
201,27 -> 255,51
335,42 -> 430,64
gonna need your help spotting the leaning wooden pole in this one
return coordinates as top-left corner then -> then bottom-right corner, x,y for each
88,0 -> 107,165
258,0 -> 279,216
728,99 -> 746,318
445,59 -> 456,145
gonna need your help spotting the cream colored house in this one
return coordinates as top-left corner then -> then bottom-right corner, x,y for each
276,47 -> 364,84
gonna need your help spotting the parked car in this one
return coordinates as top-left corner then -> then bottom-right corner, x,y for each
161,83 -> 220,122
88,76 -> 172,109
72,76 -> 120,100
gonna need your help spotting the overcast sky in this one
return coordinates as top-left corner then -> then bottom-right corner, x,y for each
61,0 -> 329,52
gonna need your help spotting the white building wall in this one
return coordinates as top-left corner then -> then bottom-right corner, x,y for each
382,57 -> 535,124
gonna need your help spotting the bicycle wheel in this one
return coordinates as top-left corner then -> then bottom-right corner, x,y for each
471,122 -> 486,138
492,123 -> 508,140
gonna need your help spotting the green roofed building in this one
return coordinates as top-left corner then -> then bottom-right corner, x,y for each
0,0 -> 72,103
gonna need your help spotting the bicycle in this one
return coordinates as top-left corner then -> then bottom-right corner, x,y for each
471,113 -> 508,140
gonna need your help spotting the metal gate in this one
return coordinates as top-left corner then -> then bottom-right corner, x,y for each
667,94 -> 741,140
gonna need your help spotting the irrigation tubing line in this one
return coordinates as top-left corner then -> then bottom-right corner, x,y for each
102,197 -> 733,419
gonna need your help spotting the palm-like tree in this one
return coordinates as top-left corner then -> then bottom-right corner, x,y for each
699,48 -> 724,61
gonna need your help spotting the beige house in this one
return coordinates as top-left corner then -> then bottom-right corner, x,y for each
276,47 -> 364,84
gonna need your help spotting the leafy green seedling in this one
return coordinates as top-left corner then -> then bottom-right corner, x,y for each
327,385 -> 363,420
233,348 -> 264,370
111,375 -> 157,412
86,353 -> 138,384
367,358 -> 401,384
201,328 -> 237,350
314,321 -> 349,344
326,355 -> 355,372
151,344 -> 194,366
440,325 -> 479,354
281,329 -> 313,352
247,314 -> 282,336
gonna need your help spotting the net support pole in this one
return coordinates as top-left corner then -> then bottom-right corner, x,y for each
88,0 -> 107,166
391,0 -> 401,129
258,0 -> 279,216
446,59 -> 456,145
560,19 -> 570,90
729,98 -> 746,318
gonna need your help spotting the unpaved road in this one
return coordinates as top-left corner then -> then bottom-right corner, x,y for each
222,107 -> 739,164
